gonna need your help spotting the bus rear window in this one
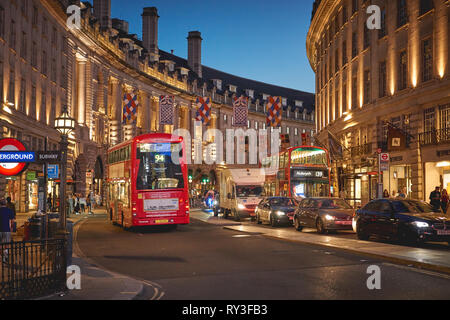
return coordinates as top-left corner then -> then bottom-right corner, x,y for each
136,143 -> 184,190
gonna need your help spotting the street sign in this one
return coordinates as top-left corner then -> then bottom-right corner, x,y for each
26,171 -> 37,181
0,138 -> 30,176
36,151 -> 61,163
380,153 -> 390,162
380,162 -> 390,171
48,164 -> 59,179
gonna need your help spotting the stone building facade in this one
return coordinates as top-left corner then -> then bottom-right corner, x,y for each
0,0 -> 315,212
307,0 -> 450,205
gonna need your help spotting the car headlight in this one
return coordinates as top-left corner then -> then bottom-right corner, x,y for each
238,204 -> 246,210
411,221 -> 429,228
276,211 -> 286,216
325,214 -> 336,221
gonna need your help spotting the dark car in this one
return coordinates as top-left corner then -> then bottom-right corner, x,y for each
354,199 -> 450,245
294,198 -> 354,234
255,197 -> 297,227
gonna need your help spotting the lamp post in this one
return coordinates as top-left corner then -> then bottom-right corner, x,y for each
54,106 -> 75,231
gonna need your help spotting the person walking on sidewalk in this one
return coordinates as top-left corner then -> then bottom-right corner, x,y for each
86,196 -> 93,215
441,189 -> 449,214
6,197 -> 16,219
430,186 -> 442,212
0,199 -> 15,263
80,196 -> 86,214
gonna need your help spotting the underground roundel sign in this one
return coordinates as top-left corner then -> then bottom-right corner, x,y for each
0,138 -> 31,176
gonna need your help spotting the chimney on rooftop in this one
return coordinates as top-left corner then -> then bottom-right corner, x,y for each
93,0 -> 111,29
142,7 -> 159,62
187,31 -> 202,78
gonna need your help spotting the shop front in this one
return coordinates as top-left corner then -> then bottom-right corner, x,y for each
424,161 -> 450,201
340,164 -> 379,207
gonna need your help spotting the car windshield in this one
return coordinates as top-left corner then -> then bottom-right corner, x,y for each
269,198 -> 296,207
318,199 -> 352,209
391,200 -> 439,213
236,186 -> 263,197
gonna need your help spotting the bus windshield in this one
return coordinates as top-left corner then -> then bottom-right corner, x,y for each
236,186 -> 263,198
291,148 -> 328,166
136,143 -> 184,190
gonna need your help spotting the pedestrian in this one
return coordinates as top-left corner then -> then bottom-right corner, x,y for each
441,189 -> 449,214
391,190 -> 397,198
47,194 -> 53,212
383,189 -> 390,198
74,194 -> 80,215
80,196 -> 86,213
86,196 -> 92,215
68,194 -> 74,216
95,193 -> 101,207
430,186 -> 442,212
6,197 -> 16,219
397,188 -> 406,199
90,192 -> 95,210
0,199 -> 15,263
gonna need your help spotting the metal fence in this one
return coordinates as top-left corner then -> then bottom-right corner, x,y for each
419,128 -> 450,146
0,239 -> 67,300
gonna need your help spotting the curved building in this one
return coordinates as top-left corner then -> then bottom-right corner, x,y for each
307,0 -> 450,205
0,0 -> 315,211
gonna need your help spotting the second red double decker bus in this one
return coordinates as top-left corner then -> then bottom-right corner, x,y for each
107,133 -> 190,228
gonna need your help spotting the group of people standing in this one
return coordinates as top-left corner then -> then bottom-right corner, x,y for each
67,192 -> 102,216
429,186 -> 449,214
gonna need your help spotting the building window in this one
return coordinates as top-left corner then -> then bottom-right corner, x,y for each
52,27 -> 57,46
419,0 -> 434,16
440,104 -> 450,130
343,4 -> 348,23
352,32 -> 357,58
19,78 -> 26,112
8,69 -> 15,103
0,61 -> 3,103
31,85 -> 36,116
21,0 -> 28,17
335,87 -> 339,119
342,82 -> 347,113
32,6 -> 38,26
342,40 -> 347,65
379,8 -> 387,39
0,6 -> 4,39
363,24 -> 370,49
10,20 -> 16,50
352,0 -> 358,15
397,0 -> 408,28
363,70 -> 371,105
399,50 -> 408,90
422,38 -> 433,82
352,76 -> 358,109
42,51 -> 47,75
41,89 -> 46,122
42,17 -> 47,36
20,32 -> 27,59
335,49 -> 339,73
424,108 -> 436,132
379,61 -> 387,98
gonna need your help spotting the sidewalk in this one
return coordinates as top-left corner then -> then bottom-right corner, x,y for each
191,209 -> 450,275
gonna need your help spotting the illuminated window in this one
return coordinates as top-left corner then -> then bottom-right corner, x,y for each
422,38 -> 433,82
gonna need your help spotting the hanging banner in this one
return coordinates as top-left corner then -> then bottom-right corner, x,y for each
195,97 -> 212,125
266,96 -> 282,128
233,96 -> 249,127
122,91 -> 139,125
159,95 -> 175,126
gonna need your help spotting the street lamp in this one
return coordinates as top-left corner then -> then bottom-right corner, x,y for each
55,106 -> 75,231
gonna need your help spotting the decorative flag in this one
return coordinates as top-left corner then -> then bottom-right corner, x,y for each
233,96 -> 249,127
327,130 -> 344,159
122,91 -> 139,125
159,95 -> 175,126
195,97 -> 212,125
266,96 -> 282,128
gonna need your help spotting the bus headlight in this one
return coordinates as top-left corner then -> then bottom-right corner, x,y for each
238,204 -> 246,210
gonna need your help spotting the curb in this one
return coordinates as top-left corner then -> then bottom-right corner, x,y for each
222,226 -> 450,276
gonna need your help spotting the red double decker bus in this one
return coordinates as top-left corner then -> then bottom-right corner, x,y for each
107,133 -> 190,228
262,146 -> 331,200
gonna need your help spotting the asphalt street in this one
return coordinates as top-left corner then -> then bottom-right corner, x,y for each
76,215 -> 450,300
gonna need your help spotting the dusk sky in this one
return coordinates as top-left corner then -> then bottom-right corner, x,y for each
90,0 -> 316,93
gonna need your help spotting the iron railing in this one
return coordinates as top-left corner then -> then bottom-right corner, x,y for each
419,128 -> 450,146
0,239 -> 67,300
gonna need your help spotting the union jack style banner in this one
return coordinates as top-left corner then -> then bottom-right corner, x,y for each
195,96 -> 212,125
122,91 -> 139,125
266,96 -> 282,128
159,95 -> 175,126
233,96 -> 249,127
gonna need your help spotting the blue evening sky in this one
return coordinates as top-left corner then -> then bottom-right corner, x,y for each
92,0 -> 316,93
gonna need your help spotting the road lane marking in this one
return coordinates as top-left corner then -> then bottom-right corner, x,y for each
383,263 -> 450,280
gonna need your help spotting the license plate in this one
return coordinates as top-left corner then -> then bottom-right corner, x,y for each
144,199 -> 179,212
437,230 -> 450,236
155,219 -> 169,224
336,221 -> 352,225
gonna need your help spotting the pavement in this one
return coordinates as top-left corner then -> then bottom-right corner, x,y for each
191,209 -> 450,275
11,208 -> 145,300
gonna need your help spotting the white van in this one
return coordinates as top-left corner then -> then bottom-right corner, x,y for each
218,168 -> 265,221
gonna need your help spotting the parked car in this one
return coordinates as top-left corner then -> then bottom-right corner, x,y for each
255,197 -> 297,227
294,198 -> 354,234
354,199 -> 450,245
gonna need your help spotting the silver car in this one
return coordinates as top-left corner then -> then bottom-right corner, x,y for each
294,198 -> 355,234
